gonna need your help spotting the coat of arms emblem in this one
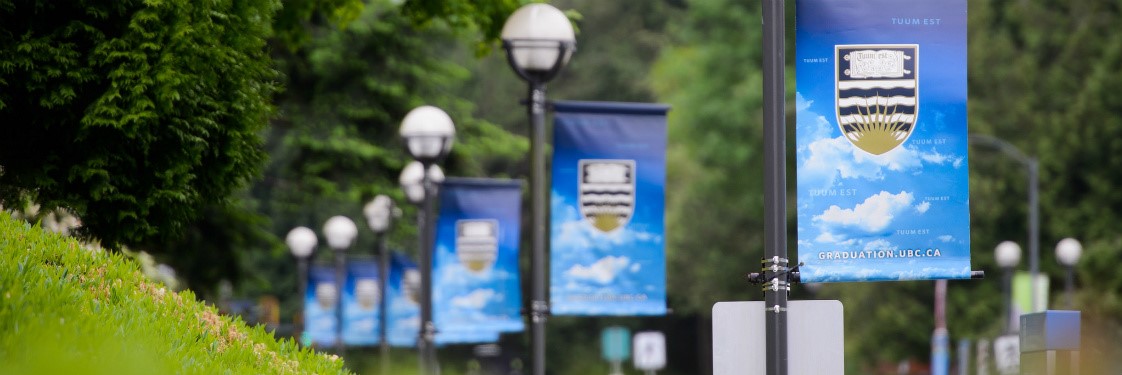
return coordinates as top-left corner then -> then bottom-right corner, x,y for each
456,219 -> 499,274
579,160 -> 636,233
403,269 -> 421,305
836,44 -> 918,155
355,278 -> 380,310
315,282 -> 338,310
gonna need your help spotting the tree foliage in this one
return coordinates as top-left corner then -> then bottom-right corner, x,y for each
227,0 -> 529,315
0,0 -> 278,248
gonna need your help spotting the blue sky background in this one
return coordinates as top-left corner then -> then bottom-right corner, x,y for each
795,0 -> 971,282
303,265 -> 338,346
342,259 -> 380,345
550,103 -> 667,315
386,252 -> 420,347
432,179 -> 523,344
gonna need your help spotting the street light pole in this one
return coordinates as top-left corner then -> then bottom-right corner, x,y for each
1055,238 -> 1083,309
762,1 -> 788,374
969,134 -> 1039,312
501,5 -> 576,375
995,241 -> 1021,334
286,227 -> 318,343
364,195 -> 396,375
399,106 -> 455,375
419,169 -> 439,374
400,161 -> 444,375
324,216 -> 359,356
529,78 -> 549,375
378,229 -> 390,374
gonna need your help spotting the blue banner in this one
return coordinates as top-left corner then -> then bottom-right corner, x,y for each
343,259 -> 380,345
432,178 -> 524,344
387,252 -> 420,347
795,0 -> 971,282
304,265 -> 339,346
550,101 -> 668,316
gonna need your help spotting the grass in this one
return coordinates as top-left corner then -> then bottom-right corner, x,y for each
0,213 -> 351,375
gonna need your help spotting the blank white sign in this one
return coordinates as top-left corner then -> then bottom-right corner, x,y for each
713,300 -> 844,375
633,331 -> 667,370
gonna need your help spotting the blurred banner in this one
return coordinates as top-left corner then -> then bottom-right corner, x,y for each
795,0 -> 971,282
303,264 -> 338,346
550,101 -> 668,316
432,178 -> 524,344
343,259 -> 381,345
387,251 -> 421,347
1012,271 -> 1049,316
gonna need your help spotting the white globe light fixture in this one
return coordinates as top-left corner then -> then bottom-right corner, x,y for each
1055,237 -> 1083,308
322,215 -> 357,355
501,3 -> 576,83
995,241 -> 1022,268
287,226 -> 318,343
399,161 -> 444,205
323,216 -> 358,250
364,195 -> 395,234
286,226 -> 318,258
995,240 -> 1022,333
1055,237 -> 1083,266
400,105 -> 455,166
502,6 -> 576,375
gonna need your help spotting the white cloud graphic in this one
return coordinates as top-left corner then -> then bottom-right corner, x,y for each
938,235 -> 954,242
451,289 -> 496,309
915,201 -> 931,213
566,256 -> 631,284
814,191 -> 914,232
863,239 -> 897,251
629,263 -> 641,273
796,102 -> 965,190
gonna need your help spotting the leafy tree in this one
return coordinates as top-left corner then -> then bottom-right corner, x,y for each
968,0 -> 1122,371
652,0 -> 780,317
0,0 -> 278,248
232,0 -> 529,322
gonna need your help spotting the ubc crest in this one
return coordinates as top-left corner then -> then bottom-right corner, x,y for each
455,219 -> 499,274
578,160 -> 636,233
355,278 -> 379,310
403,269 -> 421,305
835,44 -> 919,155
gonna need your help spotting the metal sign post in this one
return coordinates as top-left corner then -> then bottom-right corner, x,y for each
601,326 -> 631,375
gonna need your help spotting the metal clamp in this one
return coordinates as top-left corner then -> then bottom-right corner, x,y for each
760,256 -> 790,273
762,278 -> 791,292
765,305 -> 787,313
530,300 -> 550,323
421,321 -> 438,341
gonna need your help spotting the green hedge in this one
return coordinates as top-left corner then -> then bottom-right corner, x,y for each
0,214 -> 350,374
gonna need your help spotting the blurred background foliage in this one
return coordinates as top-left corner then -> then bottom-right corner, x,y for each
3,0 -> 1122,373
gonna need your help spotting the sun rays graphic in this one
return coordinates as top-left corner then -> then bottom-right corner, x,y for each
844,94 -> 913,155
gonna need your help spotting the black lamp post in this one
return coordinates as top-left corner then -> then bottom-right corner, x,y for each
364,195 -> 398,375
995,240 -> 1022,333
500,5 -> 575,375
323,216 -> 359,356
1054,238 -> 1083,309
286,226 -> 317,343
399,106 -> 455,375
